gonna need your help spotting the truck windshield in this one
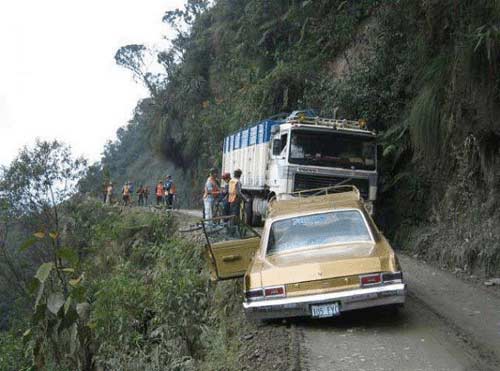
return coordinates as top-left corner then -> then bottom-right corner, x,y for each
267,210 -> 372,256
289,130 -> 376,170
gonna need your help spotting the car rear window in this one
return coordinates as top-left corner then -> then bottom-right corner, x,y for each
266,210 -> 372,255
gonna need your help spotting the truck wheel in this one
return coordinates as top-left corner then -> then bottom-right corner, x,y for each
251,212 -> 262,226
244,199 -> 253,226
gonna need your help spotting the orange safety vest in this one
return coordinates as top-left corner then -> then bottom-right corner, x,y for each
170,183 -> 177,194
203,177 -> 220,198
123,185 -> 130,196
156,184 -> 164,197
228,178 -> 240,203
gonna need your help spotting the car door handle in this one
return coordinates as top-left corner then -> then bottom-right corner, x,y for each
222,255 -> 242,262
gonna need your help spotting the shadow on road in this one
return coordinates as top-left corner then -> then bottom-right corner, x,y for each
282,305 -> 408,331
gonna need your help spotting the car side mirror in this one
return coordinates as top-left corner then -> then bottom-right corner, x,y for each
272,139 -> 281,156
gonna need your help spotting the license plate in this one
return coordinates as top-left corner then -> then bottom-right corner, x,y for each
311,303 -> 340,318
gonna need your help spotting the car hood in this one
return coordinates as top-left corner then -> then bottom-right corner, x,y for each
259,242 -> 391,287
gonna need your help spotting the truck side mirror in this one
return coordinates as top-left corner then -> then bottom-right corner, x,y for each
272,139 -> 281,156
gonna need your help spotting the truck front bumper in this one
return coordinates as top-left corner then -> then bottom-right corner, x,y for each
243,283 -> 406,321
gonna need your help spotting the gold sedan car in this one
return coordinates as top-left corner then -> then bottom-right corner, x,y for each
203,187 -> 406,320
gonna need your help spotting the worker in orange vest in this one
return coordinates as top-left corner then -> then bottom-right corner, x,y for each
228,169 -> 249,223
203,168 -> 220,221
155,181 -> 164,206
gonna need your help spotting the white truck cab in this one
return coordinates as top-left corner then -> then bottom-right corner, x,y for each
222,111 -> 377,224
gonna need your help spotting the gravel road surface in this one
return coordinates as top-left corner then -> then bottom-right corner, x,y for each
299,254 -> 500,371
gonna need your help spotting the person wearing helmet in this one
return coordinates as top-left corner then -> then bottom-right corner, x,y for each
220,172 -> 231,217
203,168 -> 220,221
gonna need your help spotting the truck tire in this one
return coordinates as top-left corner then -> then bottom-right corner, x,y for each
251,212 -> 262,226
244,199 -> 253,226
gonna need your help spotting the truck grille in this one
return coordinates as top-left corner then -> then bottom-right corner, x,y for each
294,173 -> 369,198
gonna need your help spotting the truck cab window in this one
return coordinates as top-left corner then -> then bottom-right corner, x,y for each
289,130 -> 376,170
272,138 -> 282,156
279,134 -> 288,156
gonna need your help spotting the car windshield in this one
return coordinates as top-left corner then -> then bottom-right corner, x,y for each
288,130 -> 376,170
266,210 -> 372,256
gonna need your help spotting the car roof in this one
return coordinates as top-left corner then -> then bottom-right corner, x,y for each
268,188 -> 366,220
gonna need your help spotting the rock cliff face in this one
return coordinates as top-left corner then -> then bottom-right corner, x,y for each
320,4 -> 500,277
328,17 -> 379,79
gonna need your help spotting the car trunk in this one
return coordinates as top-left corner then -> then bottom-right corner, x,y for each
261,242 -> 389,295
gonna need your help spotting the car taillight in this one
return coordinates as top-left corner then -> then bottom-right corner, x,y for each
264,286 -> 285,297
360,273 -> 382,286
245,286 -> 286,301
245,289 -> 264,300
382,271 -> 403,283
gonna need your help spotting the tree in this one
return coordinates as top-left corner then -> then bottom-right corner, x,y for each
0,140 -> 92,370
0,140 -> 87,302
114,44 -> 165,96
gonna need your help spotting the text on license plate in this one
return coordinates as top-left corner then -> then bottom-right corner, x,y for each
311,303 -> 340,318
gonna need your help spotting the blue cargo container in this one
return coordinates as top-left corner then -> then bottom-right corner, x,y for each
224,119 -> 281,153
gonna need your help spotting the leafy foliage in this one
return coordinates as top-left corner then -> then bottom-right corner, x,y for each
0,331 -> 28,371
1,140 -> 87,216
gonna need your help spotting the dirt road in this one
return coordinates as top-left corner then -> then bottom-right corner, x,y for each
299,254 -> 500,371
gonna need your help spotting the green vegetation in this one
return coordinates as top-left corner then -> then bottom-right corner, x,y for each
0,193 -> 251,369
0,141 -> 246,369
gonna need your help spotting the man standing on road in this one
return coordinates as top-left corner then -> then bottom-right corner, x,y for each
105,182 -> 114,204
144,185 -> 150,205
165,175 -> 176,209
137,184 -> 145,206
102,181 -> 108,203
228,169 -> 249,223
220,172 -> 231,216
203,168 -> 220,221
156,181 -> 164,206
122,182 -> 131,206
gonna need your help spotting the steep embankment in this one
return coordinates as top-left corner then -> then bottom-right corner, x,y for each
16,200 -> 298,370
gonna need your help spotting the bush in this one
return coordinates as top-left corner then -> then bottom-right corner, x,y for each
0,331 -> 28,371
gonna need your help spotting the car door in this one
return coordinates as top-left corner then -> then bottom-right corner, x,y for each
202,216 -> 261,280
